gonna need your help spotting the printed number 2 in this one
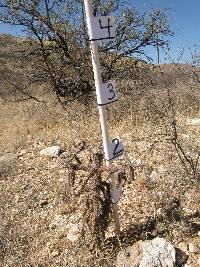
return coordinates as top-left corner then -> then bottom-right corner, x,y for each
112,138 -> 124,158
107,83 -> 116,100
99,18 -> 113,39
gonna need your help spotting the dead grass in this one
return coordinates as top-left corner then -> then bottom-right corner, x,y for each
0,153 -> 18,179
0,34 -> 200,266
0,76 -> 200,266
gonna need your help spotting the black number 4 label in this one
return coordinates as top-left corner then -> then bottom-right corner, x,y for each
99,18 -> 113,40
89,16 -> 116,42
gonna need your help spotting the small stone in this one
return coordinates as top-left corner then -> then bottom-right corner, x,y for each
46,242 -> 51,248
17,149 -> 27,156
178,242 -> 188,252
67,224 -> 81,243
40,199 -> 48,207
51,250 -> 60,258
40,146 -> 62,157
49,214 -> 66,230
175,248 -> 189,266
187,118 -> 200,125
188,243 -> 199,254
59,152 -> 68,159
156,207 -> 167,218
182,208 -> 198,217
116,238 -> 176,267
150,170 -> 158,181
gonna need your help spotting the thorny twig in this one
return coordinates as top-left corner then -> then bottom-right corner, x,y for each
10,81 -> 46,104
61,141 -> 133,248
157,53 -> 200,179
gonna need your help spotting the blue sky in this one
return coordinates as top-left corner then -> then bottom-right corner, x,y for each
0,0 -> 199,63
0,23 -> 20,35
132,0 -> 200,63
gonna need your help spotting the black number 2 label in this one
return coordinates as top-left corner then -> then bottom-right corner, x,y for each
112,138 -> 124,158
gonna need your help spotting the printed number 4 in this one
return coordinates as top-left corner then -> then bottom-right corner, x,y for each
99,18 -> 113,39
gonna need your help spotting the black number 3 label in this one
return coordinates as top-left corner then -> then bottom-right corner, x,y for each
107,83 -> 116,100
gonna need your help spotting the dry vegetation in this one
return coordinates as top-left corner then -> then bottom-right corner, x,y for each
0,35 -> 200,266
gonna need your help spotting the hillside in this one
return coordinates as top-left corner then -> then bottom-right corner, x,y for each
0,34 -> 200,266
0,34 -> 199,102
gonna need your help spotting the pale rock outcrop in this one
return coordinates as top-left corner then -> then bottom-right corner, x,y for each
116,238 -> 177,267
40,145 -> 61,157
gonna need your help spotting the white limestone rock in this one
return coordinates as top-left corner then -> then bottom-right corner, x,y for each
40,146 -> 61,157
187,118 -> 200,125
116,237 -> 176,267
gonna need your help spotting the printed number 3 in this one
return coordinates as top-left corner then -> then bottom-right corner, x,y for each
112,138 -> 123,157
107,83 -> 115,100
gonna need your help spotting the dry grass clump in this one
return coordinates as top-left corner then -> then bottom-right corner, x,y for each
0,153 -> 18,179
0,69 -> 200,266
0,94 -> 100,155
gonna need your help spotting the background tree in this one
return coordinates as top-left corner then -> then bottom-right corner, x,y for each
0,0 -> 173,105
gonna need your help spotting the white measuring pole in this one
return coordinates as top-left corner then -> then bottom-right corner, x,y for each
84,0 -> 121,235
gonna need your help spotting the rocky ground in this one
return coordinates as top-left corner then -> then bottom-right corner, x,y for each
0,121 -> 200,266
0,33 -> 200,267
